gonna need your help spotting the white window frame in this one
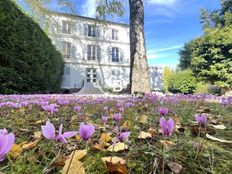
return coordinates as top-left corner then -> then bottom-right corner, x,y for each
112,29 -> 118,40
112,47 -> 119,62
86,68 -> 97,83
87,25 -> 96,37
62,20 -> 71,34
87,45 -> 98,61
62,41 -> 71,59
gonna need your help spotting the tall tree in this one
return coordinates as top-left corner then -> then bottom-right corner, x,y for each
129,0 -> 151,94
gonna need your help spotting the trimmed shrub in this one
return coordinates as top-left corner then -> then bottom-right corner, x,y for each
168,70 -> 197,94
195,82 -> 209,94
0,1 -> 63,94
207,85 -> 221,96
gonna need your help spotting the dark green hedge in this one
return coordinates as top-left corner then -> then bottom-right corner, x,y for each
0,0 -> 63,94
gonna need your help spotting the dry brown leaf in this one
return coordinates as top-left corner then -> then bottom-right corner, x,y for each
167,162 -> 183,174
107,142 -> 128,152
138,131 -> 152,139
206,134 -> 232,143
139,114 -> 147,124
62,150 -> 87,174
22,139 -> 40,150
9,144 -> 23,158
148,128 -> 158,137
100,133 -> 112,143
102,156 -> 127,174
160,140 -> 174,149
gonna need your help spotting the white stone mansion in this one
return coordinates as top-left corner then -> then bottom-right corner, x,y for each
47,12 -> 163,91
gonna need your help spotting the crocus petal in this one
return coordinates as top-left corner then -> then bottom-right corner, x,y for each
167,118 -> 175,133
58,124 -> 63,135
56,134 -> 67,143
63,131 -> 77,138
41,121 -> 56,140
87,124 -> 95,137
0,129 -> 8,135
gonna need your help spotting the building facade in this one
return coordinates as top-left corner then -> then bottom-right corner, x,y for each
48,12 -> 163,91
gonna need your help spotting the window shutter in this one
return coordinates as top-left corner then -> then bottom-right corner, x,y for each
84,24 -> 88,36
120,48 -> 124,63
97,46 -> 101,62
71,45 -> 76,60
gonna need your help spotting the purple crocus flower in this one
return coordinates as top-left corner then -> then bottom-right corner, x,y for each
42,104 -> 58,113
195,113 -> 207,127
114,113 -> 122,122
41,121 -> 77,143
119,107 -> 125,113
0,129 -> 15,162
117,131 -> 131,142
159,117 -> 175,137
102,115 -> 107,124
79,123 -> 95,141
74,105 -> 81,112
158,107 -> 169,116
103,106 -> 108,111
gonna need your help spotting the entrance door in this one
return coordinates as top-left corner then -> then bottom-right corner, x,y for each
86,68 -> 97,83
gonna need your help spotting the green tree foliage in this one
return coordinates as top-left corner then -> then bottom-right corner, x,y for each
178,0 -> 232,88
168,70 -> 197,94
0,0 -> 63,94
162,66 -> 173,92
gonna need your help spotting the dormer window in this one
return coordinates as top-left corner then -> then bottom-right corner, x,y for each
62,20 -> 71,34
112,29 -> 118,40
88,25 -> 96,37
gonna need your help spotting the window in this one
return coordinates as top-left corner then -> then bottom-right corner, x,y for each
87,45 -> 98,61
86,68 -> 97,83
87,25 -> 96,37
62,20 -> 71,34
64,66 -> 70,75
62,41 -> 71,59
112,29 -> 118,40
112,47 -> 119,62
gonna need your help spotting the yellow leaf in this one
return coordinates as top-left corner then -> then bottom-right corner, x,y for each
140,114 -> 147,124
107,142 -> 128,152
75,134 -> 81,141
102,156 -> 126,164
100,133 -> 112,143
138,131 -> 152,139
22,139 -> 40,150
9,144 -> 23,158
62,150 -> 87,174
122,121 -> 131,129
34,131 -> 42,139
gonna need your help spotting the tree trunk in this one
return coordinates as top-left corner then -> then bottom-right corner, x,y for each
129,0 -> 151,94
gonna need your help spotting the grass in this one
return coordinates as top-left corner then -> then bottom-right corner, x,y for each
0,95 -> 232,174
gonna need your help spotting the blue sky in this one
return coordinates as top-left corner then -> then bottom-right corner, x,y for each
18,0 -> 221,68
73,0 -> 221,68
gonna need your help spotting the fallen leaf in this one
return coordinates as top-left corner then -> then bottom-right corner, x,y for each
107,142 -> 128,152
22,139 -> 40,150
167,162 -> 183,174
122,121 -> 131,129
91,143 -> 105,151
62,150 -> 87,174
139,114 -> 147,124
148,128 -> 158,136
100,133 -> 112,143
160,140 -> 174,149
75,134 -> 81,141
9,144 -> 23,158
211,124 -> 226,130
34,131 -> 42,139
102,156 -> 127,174
206,134 -> 232,144
138,131 -> 152,139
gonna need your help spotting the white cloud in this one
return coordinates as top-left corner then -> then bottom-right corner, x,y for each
148,44 -> 182,54
147,53 -> 166,60
148,0 -> 177,6
81,0 -> 97,17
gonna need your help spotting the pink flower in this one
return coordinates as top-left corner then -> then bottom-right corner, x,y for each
117,131 -> 131,142
195,113 -> 207,127
114,113 -> 122,122
102,116 -> 107,124
41,121 -> 77,143
159,117 -> 174,137
0,129 -> 15,162
79,123 -> 95,141
158,107 -> 169,116
74,106 -> 81,112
